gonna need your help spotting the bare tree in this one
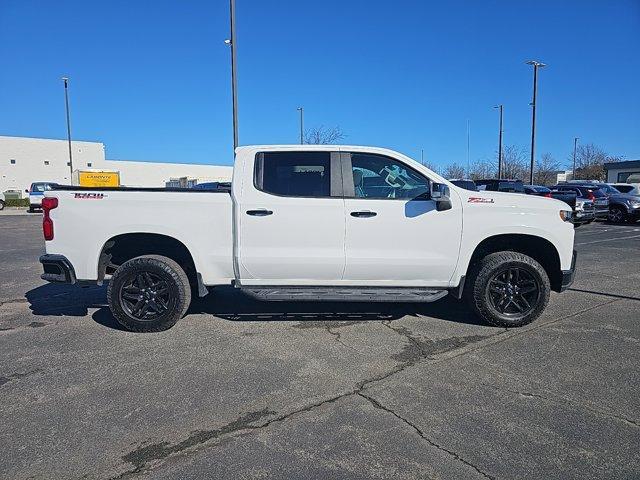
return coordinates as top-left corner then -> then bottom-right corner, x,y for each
501,145 -> 529,180
304,126 -> 346,145
534,153 -> 560,186
571,143 -> 622,181
443,162 -> 466,179
468,158 -> 496,180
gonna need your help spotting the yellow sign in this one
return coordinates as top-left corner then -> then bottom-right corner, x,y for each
77,171 -> 120,187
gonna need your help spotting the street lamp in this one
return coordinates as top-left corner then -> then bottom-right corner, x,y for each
62,77 -> 73,178
297,107 -> 304,144
494,105 -> 504,179
526,60 -> 546,185
225,0 -> 239,155
572,137 -> 579,180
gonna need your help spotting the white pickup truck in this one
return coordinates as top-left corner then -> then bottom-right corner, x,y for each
39,145 -> 576,332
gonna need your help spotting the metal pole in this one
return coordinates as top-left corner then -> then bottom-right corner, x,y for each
228,0 -> 239,154
527,60 -> 545,185
297,107 -> 304,144
529,66 -> 538,184
466,119 -> 470,173
495,105 -> 503,179
572,137 -> 579,180
421,149 -> 424,165
62,77 -> 73,179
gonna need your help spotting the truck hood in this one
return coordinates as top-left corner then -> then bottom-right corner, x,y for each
453,187 -> 569,212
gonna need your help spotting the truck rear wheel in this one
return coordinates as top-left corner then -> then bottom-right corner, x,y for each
107,255 -> 191,332
466,251 -> 550,328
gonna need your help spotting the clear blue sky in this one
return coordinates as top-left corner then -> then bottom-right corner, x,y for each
1,0 -> 639,168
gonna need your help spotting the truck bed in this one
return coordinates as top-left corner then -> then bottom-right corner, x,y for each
44,186 -> 235,285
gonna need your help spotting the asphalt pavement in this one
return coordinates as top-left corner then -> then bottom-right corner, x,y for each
0,214 -> 638,479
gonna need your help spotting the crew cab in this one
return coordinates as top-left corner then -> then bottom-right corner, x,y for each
39,145 -> 577,332
26,182 -> 58,212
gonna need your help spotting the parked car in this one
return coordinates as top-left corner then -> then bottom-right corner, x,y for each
523,185 -> 552,197
38,145 -> 576,332
26,182 -> 58,212
0,192 -> 5,211
191,182 -> 232,191
552,184 -> 610,221
449,179 -> 477,191
476,179 -> 525,193
610,183 -> 640,196
561,182 -> 640,224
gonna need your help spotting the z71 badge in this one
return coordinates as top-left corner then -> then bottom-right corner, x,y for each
468,197 -> 495,203
74,193 -> 106,199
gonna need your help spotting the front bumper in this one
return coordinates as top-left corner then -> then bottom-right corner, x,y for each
559,250 -> 577,292
40,254 -> 76,284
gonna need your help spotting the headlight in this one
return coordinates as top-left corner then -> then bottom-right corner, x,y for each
559,210 -> 573,222
630,200 -> 640,208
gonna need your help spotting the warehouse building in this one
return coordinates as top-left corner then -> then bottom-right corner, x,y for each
0,135 -> 233,194
604,159 -> 640,183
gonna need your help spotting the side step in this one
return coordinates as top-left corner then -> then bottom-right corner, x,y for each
240,286 -> 449,303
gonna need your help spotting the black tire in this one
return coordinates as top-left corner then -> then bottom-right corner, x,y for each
465,251 -> 550,328
28,206 -> 34,213
608,206 -> 626,224
107,255 -> 191,332
0,200 -> 4,211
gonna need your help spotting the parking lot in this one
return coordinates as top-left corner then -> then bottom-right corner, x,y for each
1,212 -> 638,479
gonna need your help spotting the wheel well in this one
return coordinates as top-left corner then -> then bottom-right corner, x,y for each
99,233 -> 197,287
467,234 -> 562,292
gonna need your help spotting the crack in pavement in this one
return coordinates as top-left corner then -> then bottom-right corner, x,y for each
382,321 -> 492,364
480,383 -> 639,429
0,368 -> 43,387
113,296 -> 622,478
357,392 -> 495,480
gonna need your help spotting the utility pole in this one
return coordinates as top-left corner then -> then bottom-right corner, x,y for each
466,119 -> 470,174
494,105 -> 503,179
421,149 -> 424,165
62,77 -> 73,178
225,0 -> 239,155
297,107 -> 304,144
526,60 -> 546,185
572,137 -> 579,180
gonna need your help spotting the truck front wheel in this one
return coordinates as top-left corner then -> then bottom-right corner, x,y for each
108,255 -> 191,332
466,251 -> 550,328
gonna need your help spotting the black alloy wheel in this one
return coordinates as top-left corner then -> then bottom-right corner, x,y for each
120,271 -> 174,321
487,267 -> 540,317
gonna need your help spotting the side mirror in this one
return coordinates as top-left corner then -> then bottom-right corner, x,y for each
431,183 -> 452,211
25,189 -> 29,193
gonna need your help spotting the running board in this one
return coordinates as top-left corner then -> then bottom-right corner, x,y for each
240,286 -> 449,303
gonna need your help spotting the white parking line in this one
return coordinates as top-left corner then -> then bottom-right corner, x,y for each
576,227 -> 640,236
576,234 -> 640,245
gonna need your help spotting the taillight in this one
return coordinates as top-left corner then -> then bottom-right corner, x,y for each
587,191 -> 595,201
544,192 -> 552,198
42,197 -> 58,241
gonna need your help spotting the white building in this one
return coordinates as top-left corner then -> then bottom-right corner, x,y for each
0,135 -> 233,193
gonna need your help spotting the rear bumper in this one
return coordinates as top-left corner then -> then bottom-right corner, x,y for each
40,254 -> 77,284
559,250 -> 577,292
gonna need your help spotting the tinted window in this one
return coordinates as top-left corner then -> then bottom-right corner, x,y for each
586,188 -> 606,198
349,153 -> 429,200
451,180 -> 477,191
614,185 -> 633,193
256,152 -> 332,197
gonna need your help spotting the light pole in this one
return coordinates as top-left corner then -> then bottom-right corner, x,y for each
494,105 -> 503,179
526,60 -> 546,185
297,107 -> 304,144
62,77 -> 73,178
225,0 -> 239,155
572,137 -> 579,180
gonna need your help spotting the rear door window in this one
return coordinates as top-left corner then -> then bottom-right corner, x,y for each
255,152 -> 334,197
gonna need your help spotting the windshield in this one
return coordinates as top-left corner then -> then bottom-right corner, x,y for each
599,184 -> 621,194
31,183 -> 52,192
587,188 -> 607,198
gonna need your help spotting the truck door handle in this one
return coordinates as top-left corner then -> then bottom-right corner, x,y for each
246,209 -> 273,216
350,210 -> 377,218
